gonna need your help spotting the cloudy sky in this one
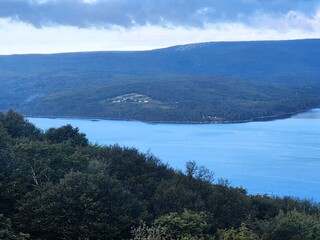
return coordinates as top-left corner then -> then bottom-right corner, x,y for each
1,0 -> 320,54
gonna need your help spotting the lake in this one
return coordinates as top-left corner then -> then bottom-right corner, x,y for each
28,109 -> 320,201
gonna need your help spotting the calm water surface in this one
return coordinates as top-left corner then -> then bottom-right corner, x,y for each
28,109 -> 320,201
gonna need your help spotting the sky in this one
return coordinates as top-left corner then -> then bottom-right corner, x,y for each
0,0 -> 320,54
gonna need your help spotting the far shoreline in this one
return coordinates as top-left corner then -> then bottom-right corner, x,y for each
24,108 -> 320,125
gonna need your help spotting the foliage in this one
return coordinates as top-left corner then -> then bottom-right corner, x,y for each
16,171 -> 136,239
0,214 -> 29,240
44,124 -> 88,146
0,110 -> 41,140
185,160 -> 214,182
12,76 -> 320,123
155,209 -> 211,240
259,210 -> 320,240
216,223 -> 260,240
131,221 -> 162,240
1,110 -> 320,239
131,210 -> 211,240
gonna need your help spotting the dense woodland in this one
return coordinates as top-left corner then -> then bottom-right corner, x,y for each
1,110 -> 320,239
1,39 -> 320,123
1,74 -> 320,123
16,76 -> 320,123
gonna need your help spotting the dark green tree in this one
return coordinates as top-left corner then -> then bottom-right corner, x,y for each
155,209 -> 211,240
0,214 -> 30,240
0,125 -> 14,214
205,181 -> 251,231
44,124 -> 88,146
260,210 -> 320,240
1,110 -> 41,140
6,141 -> 89,201
16,171 -> 137,239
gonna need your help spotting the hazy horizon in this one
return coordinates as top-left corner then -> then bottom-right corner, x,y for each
1,0 -> 320,54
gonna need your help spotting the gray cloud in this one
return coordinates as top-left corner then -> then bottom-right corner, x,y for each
0,0 -> 319,28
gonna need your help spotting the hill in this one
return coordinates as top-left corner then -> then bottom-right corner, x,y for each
0,39 -> 320,122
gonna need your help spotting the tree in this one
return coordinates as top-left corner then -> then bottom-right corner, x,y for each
6,141 -> 90,201
0,214 -> 30,240
0,125 -> 14,214
185,161 -> 214,182
152,177 -> 198,216
131,221 -> 162,240
16,171 -> 137,239
155,209 -> 211,240
1,110 -> 42,140
205,183 -> 250,231
260,210 -> 320,240
216,223 -> 260,240
44,124 -> 88,146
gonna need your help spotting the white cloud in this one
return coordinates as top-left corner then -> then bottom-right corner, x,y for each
1,10 -> 320,55
251,9 -> 320,33
82,0 -> 98,4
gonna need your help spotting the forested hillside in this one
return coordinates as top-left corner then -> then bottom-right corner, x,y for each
0,39 -> 320,122
1,110 -> 320,239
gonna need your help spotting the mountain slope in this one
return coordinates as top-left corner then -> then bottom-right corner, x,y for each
1,39 -> 320,81
0,39 -> 320,122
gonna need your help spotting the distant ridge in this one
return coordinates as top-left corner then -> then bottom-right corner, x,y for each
0,39 -> 319,122
1,38 -> 320,81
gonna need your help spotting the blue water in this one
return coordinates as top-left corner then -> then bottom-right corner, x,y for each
28,109 -> 320,201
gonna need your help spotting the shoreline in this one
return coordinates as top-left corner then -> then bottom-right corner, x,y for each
24,109 -> 316,125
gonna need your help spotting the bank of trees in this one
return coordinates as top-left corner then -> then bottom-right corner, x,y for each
0,110 -> 319,239
16,75 -> 320,123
